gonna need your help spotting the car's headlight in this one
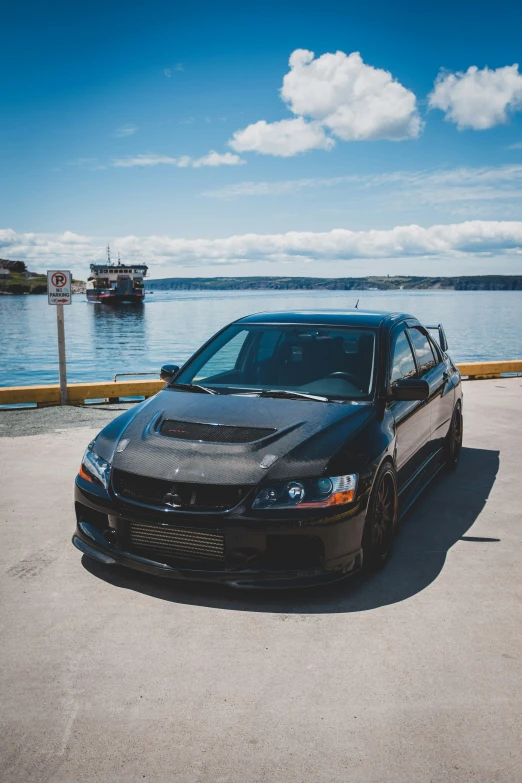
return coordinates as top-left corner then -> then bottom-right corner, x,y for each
252,474 -> 358,510
79,443 -> 111,489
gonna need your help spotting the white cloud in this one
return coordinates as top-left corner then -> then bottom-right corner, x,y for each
429,64 -> 522,130
110,151 -> 245,168
164,63 -> 184,77
203,177 -> 350,198
115,124 -> 138,137
229,49 -> 421,157
111,154 -> 181,167
281,49 -> 422,141
192,151 -> 245,167
230,118 -> 334,157
203,164 -> 522,208
2,221 -> 521,268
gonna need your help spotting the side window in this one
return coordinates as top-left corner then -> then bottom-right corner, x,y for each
390,329 -> 417,386
408,328 -> 437,377
427,334 -> 442,364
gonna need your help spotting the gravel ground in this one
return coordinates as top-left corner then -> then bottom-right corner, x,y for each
0,403 -> 132,437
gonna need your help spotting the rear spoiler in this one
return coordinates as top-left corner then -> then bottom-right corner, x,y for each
426,323 -> 448,353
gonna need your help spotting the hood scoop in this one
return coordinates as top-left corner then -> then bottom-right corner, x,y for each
159,419 -> 277,444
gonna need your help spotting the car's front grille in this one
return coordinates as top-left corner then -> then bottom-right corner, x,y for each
112,469 -> 249,510
128,521 -> 225,562
160,419 -> 276,443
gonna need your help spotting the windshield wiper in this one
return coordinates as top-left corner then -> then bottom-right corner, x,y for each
169,383 -> 217,395
257,389 -> 330,403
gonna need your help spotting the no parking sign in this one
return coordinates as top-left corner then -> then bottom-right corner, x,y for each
47,269 -> 72,404
47,270 -> 72,305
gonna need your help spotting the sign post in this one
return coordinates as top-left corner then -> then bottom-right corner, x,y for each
47,270 -> 72,405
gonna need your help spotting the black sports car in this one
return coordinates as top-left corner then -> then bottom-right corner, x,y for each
73,310 -> 463,587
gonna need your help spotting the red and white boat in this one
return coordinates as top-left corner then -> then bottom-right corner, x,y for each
86,248 -> 147,304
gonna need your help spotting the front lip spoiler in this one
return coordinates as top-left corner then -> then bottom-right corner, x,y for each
72,536 -> 117,565
72,530 -> 361,589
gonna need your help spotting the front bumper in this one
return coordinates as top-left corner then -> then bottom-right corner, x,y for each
73,477 -> 366,588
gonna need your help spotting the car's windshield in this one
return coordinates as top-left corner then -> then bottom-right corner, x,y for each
173,324 -> 377,400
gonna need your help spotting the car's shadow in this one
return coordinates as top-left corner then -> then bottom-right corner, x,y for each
82,446 -> 499,614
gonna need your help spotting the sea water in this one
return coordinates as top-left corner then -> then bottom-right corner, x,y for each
1,289 -> 521,386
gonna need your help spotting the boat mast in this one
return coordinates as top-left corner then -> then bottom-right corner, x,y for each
107,243 -> 111,266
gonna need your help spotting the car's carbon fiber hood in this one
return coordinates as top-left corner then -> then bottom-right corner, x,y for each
93,388 -> 373,485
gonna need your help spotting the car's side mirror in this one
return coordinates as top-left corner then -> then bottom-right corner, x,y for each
392,378 -> 430,401
160,364 -> 179,382
426,323 -> 448,353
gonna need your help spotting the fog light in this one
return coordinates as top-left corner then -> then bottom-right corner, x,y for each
103,528 -> 119,547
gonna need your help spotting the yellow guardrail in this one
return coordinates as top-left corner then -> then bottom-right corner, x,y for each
456,360 -> 522,379
0,360 -> 521,407
0,379 -> 165,407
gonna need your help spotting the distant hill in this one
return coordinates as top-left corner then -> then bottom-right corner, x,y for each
0,259 -> 84,295
147,275 -> 522,292
0,259 -> 47,295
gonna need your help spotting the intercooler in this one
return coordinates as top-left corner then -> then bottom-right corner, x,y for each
127,520 -> 225,562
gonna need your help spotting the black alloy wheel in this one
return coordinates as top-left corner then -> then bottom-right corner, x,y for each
445,404 -> 463,470
362,463 -> 398,571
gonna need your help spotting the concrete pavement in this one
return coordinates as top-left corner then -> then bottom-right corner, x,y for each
1,378 -> 521,783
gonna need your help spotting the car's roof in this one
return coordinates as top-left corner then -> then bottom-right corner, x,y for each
236,309 -> 414,328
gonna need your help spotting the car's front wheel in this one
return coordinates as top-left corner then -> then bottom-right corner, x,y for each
362,462 -> 398,571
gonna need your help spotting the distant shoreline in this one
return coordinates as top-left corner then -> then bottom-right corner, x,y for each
146,274 -> 522,292
2,273 -> 522,296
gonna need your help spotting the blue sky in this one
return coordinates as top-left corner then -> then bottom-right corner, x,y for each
1,0 -> 522,278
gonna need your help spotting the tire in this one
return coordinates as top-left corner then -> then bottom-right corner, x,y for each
362,462 -> 399,571
444,403 -> 463,470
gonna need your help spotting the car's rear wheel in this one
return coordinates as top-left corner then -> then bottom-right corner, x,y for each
362,463 -> 398,571
445,403 -> 463,470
